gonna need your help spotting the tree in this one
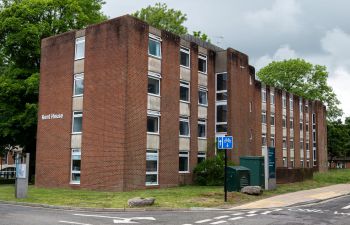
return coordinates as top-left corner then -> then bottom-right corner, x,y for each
327,119 -> 350,164
257,59 -> 343,121
132,3 -> 211,42
0,0 -> 107,176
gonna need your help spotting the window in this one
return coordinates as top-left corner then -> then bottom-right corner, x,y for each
146,150 -> 158,185
216,73 -> 227,101
197,152 -> 206,164
305,104 -> 309,113
312,113 -> 316,125
270,134 -> 275,147
300,121 -> 303,131
300,140 -> 304,150
72,111 -> 83,133
261,111 -> 267,124
198,54 -> 207,74
282,95 -> 287,108
198,119 -> 206,138
198,88 -> 208,106
270,92 -> 275,105
313,132 -> 316,143
180,47 -> 190,68
73,74 -> 84,96
179,117 -> 190,136
148,75 -> 160,96
301,160 -> 304,168
75,37 -> 85,60
262,88 -> 267,103
179,151 -> 189,173
290,139 -> 294,149
283,157 -> 287,167
71,149 -> 81,184
307,160 -> 310,168
282,115 -> 287,128
290,95 -> 293,110
148,35 -> 161,58
306,123 -> 309,132
290,159 -> 295,168
216,104 -> 227,133
180,81 -> 190,102
283,138 -> 287,149
290,117 -> 294,129
270,113 -> 275,126
306,142 -> 310,150
299,98 -> 303,112
313,148 -> 317,165
262,134 -> 267,146
147,114 -> 159,134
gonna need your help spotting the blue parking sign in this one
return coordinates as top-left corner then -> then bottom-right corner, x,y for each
217,136 -> 233,149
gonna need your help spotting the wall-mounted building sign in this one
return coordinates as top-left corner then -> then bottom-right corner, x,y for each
41,113 -> 64,120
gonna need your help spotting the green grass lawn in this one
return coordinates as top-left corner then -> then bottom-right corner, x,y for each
0,169 -> 349,209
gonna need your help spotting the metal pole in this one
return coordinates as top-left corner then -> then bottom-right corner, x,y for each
224,148 -> 228,202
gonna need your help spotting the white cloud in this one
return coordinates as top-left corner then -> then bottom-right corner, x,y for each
328,68 -> 350,119
254,45 -> 298,70
244,0 -> 301,33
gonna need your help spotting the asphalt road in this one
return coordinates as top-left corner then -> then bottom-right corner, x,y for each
0,195 -> 349,225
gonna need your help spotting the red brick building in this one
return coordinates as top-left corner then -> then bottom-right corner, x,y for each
36,15 -> 327,191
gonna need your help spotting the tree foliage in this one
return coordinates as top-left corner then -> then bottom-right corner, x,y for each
257,59 -> 343,121
327,118 -> 350,162
0,0 -> 106,155
193,31 -> 211,43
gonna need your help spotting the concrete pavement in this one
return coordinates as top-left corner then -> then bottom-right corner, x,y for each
232,183 -> 350,209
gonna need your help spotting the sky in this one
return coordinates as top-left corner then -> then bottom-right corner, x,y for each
102,0 -> 350,119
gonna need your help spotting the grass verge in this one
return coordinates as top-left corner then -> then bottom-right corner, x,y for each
0,169 -> 349,209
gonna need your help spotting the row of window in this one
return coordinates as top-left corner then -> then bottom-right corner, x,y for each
216,73 -> 228,133
149,35 -> 208,74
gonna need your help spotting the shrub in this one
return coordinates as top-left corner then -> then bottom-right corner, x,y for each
193,154 -> 231,186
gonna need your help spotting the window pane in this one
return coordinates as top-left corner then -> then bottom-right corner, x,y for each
216,124 -> 227,133
74,78 -> 84,96
72,160 -> 81,172
180,50 -> 189,67
73,115 -> 82,133
198,57 -> 207,73
149,39 -> 161,57
75,37 -> 85,60
148,77 -> 159,95
146,160 -> 157,172
216,92 -> 227,101
179,156 -> 188,171
180,85 -> 189,101
198,123 -> 206,137
146,174 -> 157,184
71,173 -> 80,182
216,105 -> 227,122
198,90 -> 208,105
147,116 -> 158,133
217,73 -> 227,91
179,120 -> 189,136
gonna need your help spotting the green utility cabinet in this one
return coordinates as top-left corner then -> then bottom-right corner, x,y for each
240,156 -> 265,188
226,166 -> 250,192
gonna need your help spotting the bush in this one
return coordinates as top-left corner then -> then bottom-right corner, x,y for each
193,154 -> 231,186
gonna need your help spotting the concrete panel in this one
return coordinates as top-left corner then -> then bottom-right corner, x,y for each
215,51 -> 227,73
147,134 -> 160,149
307,150 -> 310,159
262,103 -> 267,111
283,108 -> 287,115
147,95 -> 161,111
283,128 -> 287,137
270,105 -> 275,113
72,97 -> 83,111
148,57 -> 161,73
300,150 -> 304,158
198,106 -> 207,119
180,102 -> 190,116
262,124 -> 267,134
179,137 -> 190,151
198,139 -> 207,152
271,126 -> 275,135
75,29 -> 85,38
300,131 -> 303,138
306,132 -> 309,140
198,73 -> 207,87
283,149 -> 287,157
198,46 -> 208,55
290,150 -> 295,158
180,67 -> 191,82
74,59 -> 84,74
71,134 -> 82,148
290,130 -> 294,137
149,26 -> 161,36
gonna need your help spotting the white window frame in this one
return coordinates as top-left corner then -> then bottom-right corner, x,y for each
216,101 -> 227,134
147,111 -> 160,134
270,134 -> 275,147
146,149 -> 159,186
216,72 -> 227,102
290,95 -> 294,111
270,113 -> 275,126
282,115 -> 287,128
179,117 -> 190,137
198,54 -> 207,74
283,157 -> 287,167
290,117 -> 294,130
197,152 -> 206,163
72,111 -> 83,134
180,81 -> 190,103
147,72 -> 161,97
179,151 -> 190,173
261,88 -> 267,103
198,87 -> 208,106
300,139 -> 304,150
270,91 -> 275,105
261,110 -> 267,124
148,34 -> 162,59
299,98 -> 303,113
283,138 -> 287,149
290,138 -> 294,150
75,37 -> 85,60
73,73 -> 84,97
180,46 -> 190,69
70,148 -> 81,184
262,133 -> 267,147
198,119 -> 207,139
282,94 -> 287,108
215,72 -> 228,134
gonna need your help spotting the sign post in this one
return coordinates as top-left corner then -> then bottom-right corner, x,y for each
217,136 -> 233,202
15,153 -> 30,198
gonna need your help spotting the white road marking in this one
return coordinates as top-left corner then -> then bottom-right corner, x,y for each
273,208 -> 283,211
214,215 -> 230,219
228,216 -> 244,221
231,212 -> 244,216
246,214 -> 257,217
182,224 -> 192,225
342,204 -> 350,210
59,221 -> 92,225
247,210 -> 257,214
73,214 -> 155,224
210,221 -> 226,225
261,211 -> 272,215
195,219 -> 212,223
